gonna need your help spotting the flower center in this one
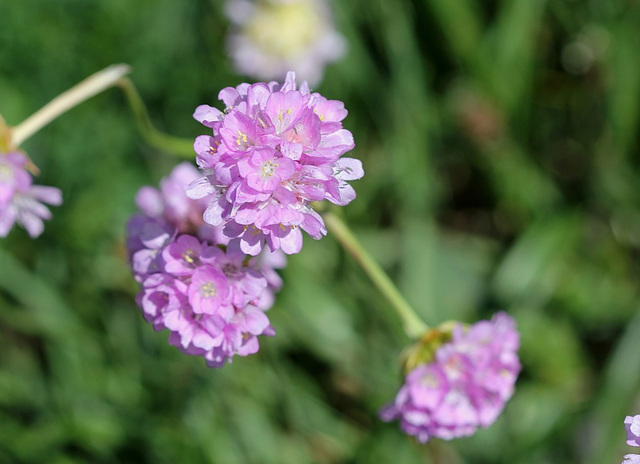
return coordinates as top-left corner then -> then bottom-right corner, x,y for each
182,249 -> 196,264
278,108 -> 292,122
419,372 -> 439,389
200,282 -> 217,298
261,160 -> 278,178
236,130 -> 248,146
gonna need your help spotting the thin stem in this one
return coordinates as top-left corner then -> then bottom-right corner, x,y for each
323,211 -> 428,339
11,64 -> 131,148
117,77 -> 195,158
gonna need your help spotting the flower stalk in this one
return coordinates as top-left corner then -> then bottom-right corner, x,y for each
11,64 -> 131,148
116,77 -> 195,158
323,211 -> 428,339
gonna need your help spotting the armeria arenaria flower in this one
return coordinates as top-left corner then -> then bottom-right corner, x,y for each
0,151 -> 62,238
225,0 -> 346,86
380,312 -> 521,443
187,71 -> 362,256
127,162 -> 283,368
626,415 -> 640,447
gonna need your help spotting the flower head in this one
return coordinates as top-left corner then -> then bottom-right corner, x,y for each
127,162 -> 284,368
0,151 -> 62,238
225,0 -> 346,86
380,312 -> 521,443
188,72 -> 362,256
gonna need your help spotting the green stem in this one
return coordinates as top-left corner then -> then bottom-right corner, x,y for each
323,211 -> 428,339
117,77 -> 195,159
11,64 -> 131,148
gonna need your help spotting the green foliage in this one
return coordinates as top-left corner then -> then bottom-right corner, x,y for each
2,0 -> 640,462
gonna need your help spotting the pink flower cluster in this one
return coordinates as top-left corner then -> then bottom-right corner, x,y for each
0,151 -> 62,237
380,312 -> 521,443
187,71 -> 363,256
127,162 -> 284,368
623,415 -> 640,463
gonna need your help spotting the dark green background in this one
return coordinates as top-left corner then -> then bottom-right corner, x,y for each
1,0 -> 640,462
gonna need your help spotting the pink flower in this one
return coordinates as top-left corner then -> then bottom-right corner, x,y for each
238,147 -> 296,193
162,234 -> 204,276
126,163 -> 285,368
188,265 -> 232,315
136,274 -> 187,329
380,313 -> 521,443
188,72 -> 362,255
0,151 -> 62,238
202,304 -> 271,368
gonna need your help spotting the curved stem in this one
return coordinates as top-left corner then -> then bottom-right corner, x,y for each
117,77 -> 195,158
11,64 -> 131,148
8,64 -> 195,160
323,211 -> 428,339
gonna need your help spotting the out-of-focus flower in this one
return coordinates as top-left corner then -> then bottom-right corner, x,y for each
0,151 -> 62,238
136,162 -> 211,234
127,162 -> 285,368
623,455 -> 640,464
187,71 -> 362,256
626,415 -> 640,447
380,312 -> 521,443
225,0 -> 346,86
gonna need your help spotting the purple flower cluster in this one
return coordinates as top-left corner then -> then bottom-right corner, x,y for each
187,71 -> 363,256
380,312 -> 521,443
127,162 -> 284,368
623,415 -> 640,463
0,151 -> 62,238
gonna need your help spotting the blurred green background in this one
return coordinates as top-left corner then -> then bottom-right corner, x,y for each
1,0 -> 640,463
